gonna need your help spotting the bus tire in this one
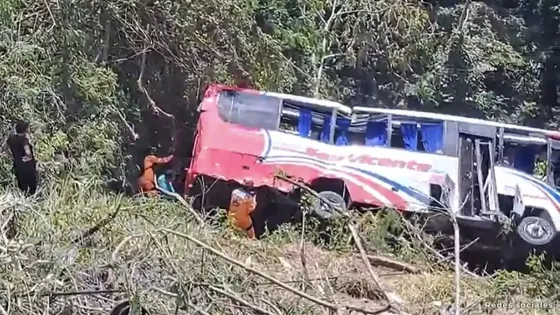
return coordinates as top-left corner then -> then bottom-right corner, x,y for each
516,215 -> 555,247
311,190 -> 348,220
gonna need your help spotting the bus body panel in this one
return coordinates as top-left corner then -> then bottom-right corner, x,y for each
187,104 -> 460,213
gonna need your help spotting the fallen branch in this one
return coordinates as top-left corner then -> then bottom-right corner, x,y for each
9,288 -> 125,299
163,228 -> 389,315
156,190 -> 204,226
348,225 -> 392,313
71,205 -> 122,244
362,254 -> 422,274
299,206 -> 311,291
274,173 -> 393,314
204,285 -> 278,315
401,219 -> 483,279
42,289 -> 125,298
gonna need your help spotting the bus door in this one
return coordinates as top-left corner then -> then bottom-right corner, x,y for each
456,123 -> 500,217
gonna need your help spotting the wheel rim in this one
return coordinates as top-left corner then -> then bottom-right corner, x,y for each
519,217 -> 554,245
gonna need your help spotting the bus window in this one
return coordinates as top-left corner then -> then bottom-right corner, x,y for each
502,143 -> 539,175
513,145 -> 536,174
390,122 -> 419,151
400,123 -> 418,151
364,120 -> 388,146
334,117 -> 351,145
550,150 -> 560,187
297,109 -> 312,137
217,91 -> 282,130
419,123 -> 444,153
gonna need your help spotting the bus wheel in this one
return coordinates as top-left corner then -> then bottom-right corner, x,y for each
310,191 -> 347,220
517,215 -> 555,246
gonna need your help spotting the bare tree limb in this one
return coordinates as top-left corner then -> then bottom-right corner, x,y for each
362,254 -> 422,274
164,228 -> 393,315
137,25 -> 175,119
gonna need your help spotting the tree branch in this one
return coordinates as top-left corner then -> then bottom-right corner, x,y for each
136,25 -> 175,120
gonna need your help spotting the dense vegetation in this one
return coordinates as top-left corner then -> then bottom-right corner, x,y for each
0,0 -> 559,183
1,1 -> 560,313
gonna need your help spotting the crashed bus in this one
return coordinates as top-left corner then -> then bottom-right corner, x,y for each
185,84 -> 560,260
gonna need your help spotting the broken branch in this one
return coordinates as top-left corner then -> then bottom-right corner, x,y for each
362,254 -> 422,274
71,205 -> 122,244
163,228 -> 391,315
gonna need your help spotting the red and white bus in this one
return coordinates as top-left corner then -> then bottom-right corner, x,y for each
185,84 -> 560,257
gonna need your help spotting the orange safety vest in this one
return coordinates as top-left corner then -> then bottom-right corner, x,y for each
138,154 -> 173,193
228,189 -> 257,239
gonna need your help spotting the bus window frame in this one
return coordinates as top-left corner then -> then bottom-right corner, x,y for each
216,91 -> 283,131
216,90 -> 349,144
496,129 -> 551,178
546,139 -> 560,186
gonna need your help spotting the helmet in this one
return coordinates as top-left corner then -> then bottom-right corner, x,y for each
145,146 -> 157,156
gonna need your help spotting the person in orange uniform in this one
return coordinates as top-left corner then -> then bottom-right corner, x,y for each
228,188 -> 257,239
138,148 -> 174,196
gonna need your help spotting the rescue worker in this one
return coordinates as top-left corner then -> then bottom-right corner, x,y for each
228,188 -> 257,239
137,147 -> 174,196
2,121 -> 38,195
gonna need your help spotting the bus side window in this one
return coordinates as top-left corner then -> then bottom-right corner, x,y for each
511,145 -> 537,174
364,120 -> 388,146
297,109 -> 312,137
418,123 -> 444,153
334,118 -> 351,146
400,123 -> 419,151
217,91 -> 282,130
390,122 -> 419,151
391,125 -> 406,149
318,114 -> 331,143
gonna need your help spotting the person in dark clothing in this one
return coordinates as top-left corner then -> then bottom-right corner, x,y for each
2,121 -> 38,195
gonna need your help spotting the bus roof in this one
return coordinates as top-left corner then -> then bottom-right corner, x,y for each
353,106 -> 560,138
212,84 -> 352,115
262,91 -> 352,114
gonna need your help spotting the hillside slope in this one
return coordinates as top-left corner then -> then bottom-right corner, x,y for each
1,181 -> 559,314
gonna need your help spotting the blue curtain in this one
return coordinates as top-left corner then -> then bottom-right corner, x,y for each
419,123 -> 443,153
297,109 -> 312,137
513,146 -> 536,174
401,123 -> 418,151
365,121 -> 388,146
319,115 -> 331,143
335,118 -> 351,146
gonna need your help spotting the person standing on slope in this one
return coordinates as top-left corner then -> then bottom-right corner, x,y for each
228,188 -> 257,239
2,120 -> 38,195
137,147 -> 174,196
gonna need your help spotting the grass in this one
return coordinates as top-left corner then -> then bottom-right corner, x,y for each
0,178 -> 559,314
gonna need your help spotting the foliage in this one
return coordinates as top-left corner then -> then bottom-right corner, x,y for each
0,0 -> 558,185
0,0 -> 559,312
